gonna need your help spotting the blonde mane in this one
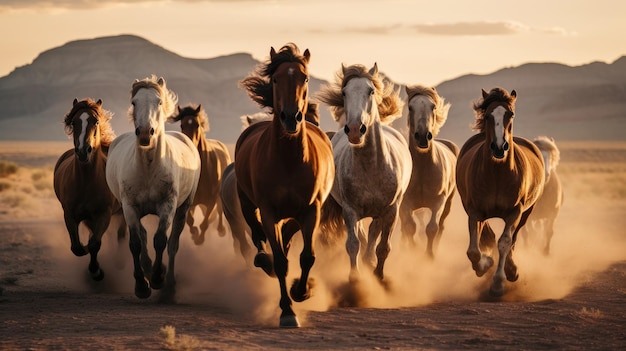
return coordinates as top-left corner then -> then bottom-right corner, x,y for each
316,64 -> 403,125
405,85 -> 450,136
533,136 -> 561,168
128,75 -> 178,122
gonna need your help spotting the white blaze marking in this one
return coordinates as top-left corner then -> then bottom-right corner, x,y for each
78,112 -> 89,149
288,67 -> 295,75
492,106 -> 506,148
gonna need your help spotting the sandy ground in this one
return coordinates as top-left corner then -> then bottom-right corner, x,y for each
0,141 -> 625,350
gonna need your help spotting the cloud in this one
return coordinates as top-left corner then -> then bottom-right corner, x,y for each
338,21 -> 575,37
0,0 -> 264,12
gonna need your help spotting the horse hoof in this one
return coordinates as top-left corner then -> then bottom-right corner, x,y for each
71,245 -> 88,257
489,284 -> 505,297
279,315 -> 300,328
254,252 -> 275,277
90,268 -> 105,282
290,278 -> 314,302
135,282 -> 152,299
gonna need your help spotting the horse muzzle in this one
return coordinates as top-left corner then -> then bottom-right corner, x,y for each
75,146 -> 92,163
280,110 -> 303,134
135,127 -> 155,147
344,122 -> 367,145
414,131 -> 432,149
490,140 -> 509,159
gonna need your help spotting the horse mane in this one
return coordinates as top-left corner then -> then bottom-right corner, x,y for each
128,75 -> 178,121
168,104 -> 210,132
533,136 -> 560,168
316,64 -> 403,125
63,98 -> 116,147
240,112 -> 272,130
239,43 -> 309,111
471,87 -> 516,132
405,85 -> 451,136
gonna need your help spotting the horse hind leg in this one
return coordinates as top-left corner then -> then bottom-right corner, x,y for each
187,206 -> 202,245
398,202 -> 418,249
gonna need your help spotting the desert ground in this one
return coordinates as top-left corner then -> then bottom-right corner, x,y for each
0,140 -> 625,350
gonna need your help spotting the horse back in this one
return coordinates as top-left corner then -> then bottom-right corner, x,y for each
436,138 -> 459,157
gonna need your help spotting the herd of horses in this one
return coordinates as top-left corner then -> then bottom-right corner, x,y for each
52,43 -> 564,327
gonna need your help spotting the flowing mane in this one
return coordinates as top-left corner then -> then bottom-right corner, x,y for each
471,87 -> 516,132
128,75 -> 178,121
316,64 -> 403,125
533,136 -> 561,169
63,98 -> 116,147
405,85 -> 450,136
239,43 -> 309,111
168,104 -> 210,131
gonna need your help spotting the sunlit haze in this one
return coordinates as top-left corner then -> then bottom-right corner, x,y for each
0,0 -> 624,86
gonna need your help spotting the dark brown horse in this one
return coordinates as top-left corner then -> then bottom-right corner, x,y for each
456,88 -> 545,296
53,98 -> 126,281
168,104 -> 231,245
399,85 -> 458,259
235,43 -> 334,327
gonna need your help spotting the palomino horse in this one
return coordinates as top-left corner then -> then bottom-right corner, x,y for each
456,87 -> 545,296
317,63 -> 412,283
106,76 -> 200,301
168,104 -> 231,245
54,98 -> 126,281
220,106 -> 320,263
399,85 -> 458,259
521,136 -> 563,255
235,44 -> 334,327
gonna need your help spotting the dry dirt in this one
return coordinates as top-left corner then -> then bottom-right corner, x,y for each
0,141 -> 625,350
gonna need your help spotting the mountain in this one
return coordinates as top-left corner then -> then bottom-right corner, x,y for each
1,34 -> 625,145
0,35 -> 332,142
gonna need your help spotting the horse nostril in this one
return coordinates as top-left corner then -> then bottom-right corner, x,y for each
414,132 -> 419,140
135,128 -> 140,136
280,112 -> 287,121
427,132 -> 433,141
149,128 -> 155,136
87,145 -> 92,153
344,125 -> 350,134
503,141 -> 510,151
296,111 -> 303,122
359,124 -> 366,135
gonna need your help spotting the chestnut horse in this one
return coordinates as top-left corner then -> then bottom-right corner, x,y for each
54,98 -> 126,281
316,63 -> 412,283
106,76 -> 200,301
235,44 -> 334,327
521,136 -> 564,255
168,104 -> 231,245
399,85 -> 458,259
456,87 -> 545,296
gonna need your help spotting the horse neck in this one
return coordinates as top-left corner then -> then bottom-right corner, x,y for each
191,130 -> 207,151
73,145 -> 106,174
271,114 -> 309,161
354,118 -> 390,166
409,137 -> 437,163
136,130 -> 167,166
483,131 -> 516,170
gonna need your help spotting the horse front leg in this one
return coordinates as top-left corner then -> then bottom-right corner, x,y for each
290,204 -> 319,304
238,186 -> 273,276
363,220 -> 380,268
124,206 -> 151,299
491,209 -> 523,296
466,216 -> 494,277
425,198 -> 447,260
187,206 -> 202,245
160,196 -> 192,302
373,206 -> 399,282
63,213 -> 87,256
85,212 -> 112,281
151,199 -> 175,291
215,197 -> 227,237
399,200 -> 418,249
343,208 -> 361,283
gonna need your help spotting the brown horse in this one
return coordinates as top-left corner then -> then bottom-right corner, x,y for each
235,43 -> 334,327
168,104 -> 231,245
456,88 -> 545,296
521,136 -> 564,255
53,98 -> 126,281
399,85 -> 458,259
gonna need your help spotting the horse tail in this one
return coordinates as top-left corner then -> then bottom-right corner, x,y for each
318,195 -> 345,247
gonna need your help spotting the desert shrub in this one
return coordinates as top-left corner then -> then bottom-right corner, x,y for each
1,192 -> 31,208
0,160 -> 18,178
31,169 -> 53,192
0,181 -> 10,192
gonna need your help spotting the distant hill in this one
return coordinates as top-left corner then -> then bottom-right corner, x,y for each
0,34 -> 624,145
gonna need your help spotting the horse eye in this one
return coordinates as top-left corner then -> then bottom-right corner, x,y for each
305,77 -> 309,83
369,88 -> 374,96
408,106 -> 413,112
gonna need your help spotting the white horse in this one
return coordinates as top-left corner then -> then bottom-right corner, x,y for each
106,76 -> 200,301
317,63 -> 412,283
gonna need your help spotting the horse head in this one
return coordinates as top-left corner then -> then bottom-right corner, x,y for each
269,45 -> 311,135
474,87 -> 517,160
341,63 -> 380,145
130,76 -> 177,148
169,104 -> 207,146
533,136 -> 560,181
405,85 -> 450,151
64,98 -> 110,163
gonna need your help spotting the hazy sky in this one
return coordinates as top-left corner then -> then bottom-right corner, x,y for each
1,0 -> 624,86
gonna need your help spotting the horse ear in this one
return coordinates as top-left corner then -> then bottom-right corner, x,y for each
247,116 -> 253,125
196,104 -> 202,113
511,90 -> 517,98
303,49 -> 311,64
270,47 -> 277,59
481,89 -> 488,99
405,85 -> 410,94
157,77 -> 165,87
134,79 -> 140,84
369,63 -> 379,76
96,99 -> 103,106
432,86 -> 437,92
73,98 -> 78,106
341,63 -> 347,76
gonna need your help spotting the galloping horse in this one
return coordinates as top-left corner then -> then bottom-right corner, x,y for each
521,136 -> 563,255
235,44 -> 334,327
168,104 -> 231,245
106,76 -> 200,301
317,63 -> 412,283
456,87 -> 545,296
54,98 -> 126,281
399,85 -> 458,259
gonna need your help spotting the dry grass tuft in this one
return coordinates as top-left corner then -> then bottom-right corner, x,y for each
160,325 -> 202,351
